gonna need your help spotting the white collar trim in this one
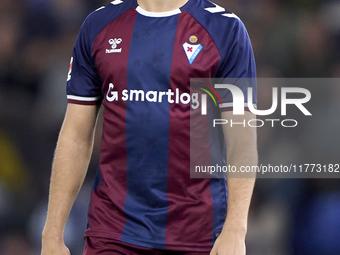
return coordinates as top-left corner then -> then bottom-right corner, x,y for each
136,6 -> 181,17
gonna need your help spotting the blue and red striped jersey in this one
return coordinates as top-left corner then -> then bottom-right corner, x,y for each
66,0 -> 256,251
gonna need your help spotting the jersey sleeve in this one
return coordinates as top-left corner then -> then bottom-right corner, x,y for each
215,17 -> 257,112
66,16 -> 103,105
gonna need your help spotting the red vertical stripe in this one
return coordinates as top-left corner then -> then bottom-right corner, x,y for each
85,9 -> 137,239
165,12 -> 221,249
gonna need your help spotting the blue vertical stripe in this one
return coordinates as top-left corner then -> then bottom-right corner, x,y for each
121,14 -> 179,248
208,99 -> 228,245
209,178 -> 228,245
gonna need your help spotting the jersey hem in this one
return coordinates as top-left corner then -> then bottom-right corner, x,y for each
85,230 -> 212,252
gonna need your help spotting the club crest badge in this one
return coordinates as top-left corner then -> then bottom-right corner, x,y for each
183,36 -> 202,65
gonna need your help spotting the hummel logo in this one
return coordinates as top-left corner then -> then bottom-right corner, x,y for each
106,38 -> 122,53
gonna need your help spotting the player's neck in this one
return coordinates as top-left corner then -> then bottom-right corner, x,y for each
137,0 -> 189,12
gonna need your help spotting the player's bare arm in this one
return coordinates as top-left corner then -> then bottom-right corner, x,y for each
210,111 -> 257,255
41,104 -> 99,255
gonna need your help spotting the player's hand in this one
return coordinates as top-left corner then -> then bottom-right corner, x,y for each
41,238 -> 70,255
210,230 -> 246,255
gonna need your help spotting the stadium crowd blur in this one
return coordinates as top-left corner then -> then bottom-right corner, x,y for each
0,0 -> 340,254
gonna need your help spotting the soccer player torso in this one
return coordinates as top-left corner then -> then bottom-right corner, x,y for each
67,0 -> 256,251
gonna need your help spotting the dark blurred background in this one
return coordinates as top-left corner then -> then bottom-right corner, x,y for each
0,0 -> 340,254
